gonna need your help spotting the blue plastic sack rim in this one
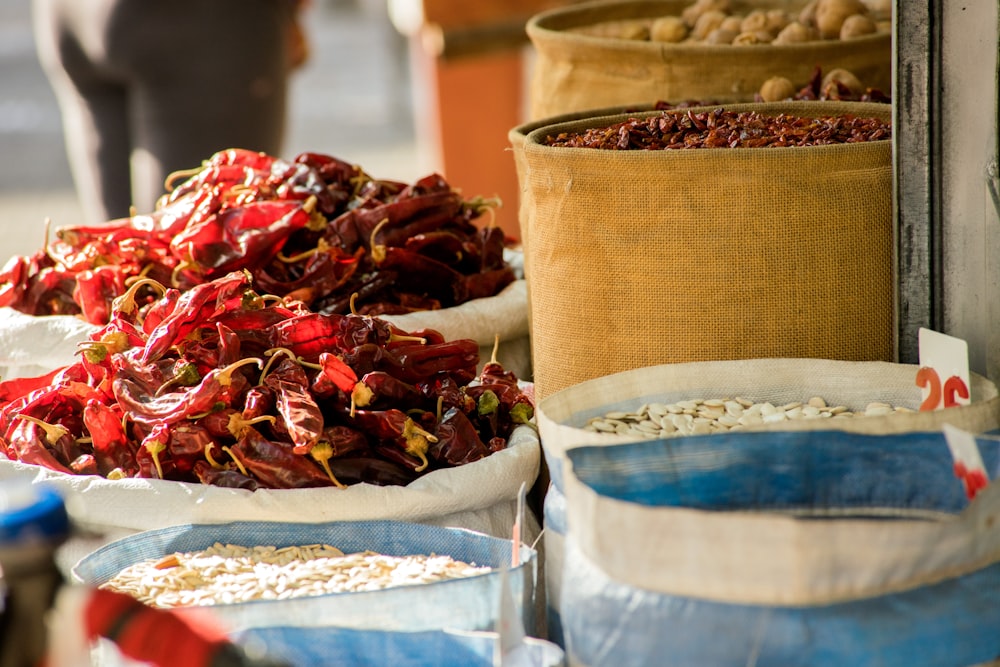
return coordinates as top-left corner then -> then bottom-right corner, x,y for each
565,428 -> 1000,514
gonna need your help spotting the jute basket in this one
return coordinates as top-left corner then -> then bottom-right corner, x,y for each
527,0 -> 892,119
515,100 -> 894,399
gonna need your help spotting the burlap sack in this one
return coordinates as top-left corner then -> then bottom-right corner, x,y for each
517,101 -> 893,399
526,0 -> 892,119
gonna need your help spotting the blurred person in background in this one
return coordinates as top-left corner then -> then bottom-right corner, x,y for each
32,0 -> 309,226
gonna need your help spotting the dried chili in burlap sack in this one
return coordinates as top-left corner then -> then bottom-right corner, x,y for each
515,101 -> 893,400
526,0 -> 892,119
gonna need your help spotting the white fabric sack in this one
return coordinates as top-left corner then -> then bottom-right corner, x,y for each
0,308 -> 97,380
537,358 -> 1000,489
0,426 -> 540,544
384,278 -> 531,380
0,279 -> 530,382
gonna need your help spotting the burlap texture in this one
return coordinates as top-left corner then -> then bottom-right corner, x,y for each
526,0 -> 892,119
517,101 -> 894,399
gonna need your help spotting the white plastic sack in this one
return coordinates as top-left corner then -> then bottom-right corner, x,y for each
535,358 -> 1000,648
557,431 -> 1000,667
0,308 -> 97,380
0,279 -> 530,382
0,426 -> 540,547
384,278 -> 531,380
538,358 -> 1000,490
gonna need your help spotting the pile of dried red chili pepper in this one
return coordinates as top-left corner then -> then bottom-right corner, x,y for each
0,270 -> 533,489
0,149 -> 515,324
543,108 -> 891,150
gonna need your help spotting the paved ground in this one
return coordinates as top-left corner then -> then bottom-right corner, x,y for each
0,0 -> 421,260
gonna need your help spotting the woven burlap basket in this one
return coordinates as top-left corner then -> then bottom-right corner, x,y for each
526,0 -> 892,119
514,100 -> 894,399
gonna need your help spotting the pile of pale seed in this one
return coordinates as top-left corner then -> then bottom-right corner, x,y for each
583,396 -> 913,439
100,542 -> 492,608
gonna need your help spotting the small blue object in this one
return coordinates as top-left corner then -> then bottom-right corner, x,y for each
0,481 -> 70,545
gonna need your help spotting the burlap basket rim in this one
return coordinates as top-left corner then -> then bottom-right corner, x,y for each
526,0 -> 890,55
522,100 -> 892,156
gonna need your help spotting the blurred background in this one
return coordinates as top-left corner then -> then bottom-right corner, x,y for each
0,0 -> 423,260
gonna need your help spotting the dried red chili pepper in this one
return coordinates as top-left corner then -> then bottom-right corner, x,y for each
165,423 -> 216,478
329,188 -> 463,251
12,413 -> 83,470
260,351 -> 324,455
113,356 -> 262,425
303,352 -> 358,400
70,454 -> 99,476
241,384 -> 276,422
317,270 -> 398,315
82,398 -> 138,478
347,408 -> 436,472
169,197 -> 319,284
24,266 -> 80,316
389,339 -> 480,384
0,366 -> 68,406
73,265 -> 128,325
192,460 -> 260,491
350,371 -> 423,414
140,270 -> 252,364
266,312 -> 344,360
5,413 -> 74,474
317,425 -> 370,458
322,455 -> 419,487
137,422 -> 174,480
455,266 -> 516,303
254,244 -> 363,307
0,254 -> 31,309
226,427 -> 336,489
371,441 -> 432,474
429,406 -> 491,467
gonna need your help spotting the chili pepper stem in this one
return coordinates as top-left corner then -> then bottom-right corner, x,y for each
204,444 -> 225,470
14,414 -> 70,446
309,442 -> 347,489
259,348 -> 298,383
401,417 -> 436,472
218,357 -> 265,386
154,362 -> 201,397
388,333 -> 427,345
221,445 -> 250,477
163,166 -> 202,192
277,238 -> 331,264
350,382 -> 375,417
112,277 -> 167,318
77,330 -> 131,364
170,248 -> 202,288
43,218 -> 63,266
228,413 -> 275,440
369,218 -> 390,264
146,440 -> 167,479
489,334 -> 500,366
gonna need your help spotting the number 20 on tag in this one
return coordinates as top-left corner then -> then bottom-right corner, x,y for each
916,328 -> 971,411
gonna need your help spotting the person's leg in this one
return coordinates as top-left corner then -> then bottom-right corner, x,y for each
111,0 -> 293,213
32,0 -> 134,224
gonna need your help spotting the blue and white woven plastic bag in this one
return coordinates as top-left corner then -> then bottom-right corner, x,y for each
536,358 -> 1000,650
559,428 -> 1000,667
232,627 -> 565,667
74,520 -> 538,635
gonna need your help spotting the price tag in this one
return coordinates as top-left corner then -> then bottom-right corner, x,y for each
493,566 -> 528,667
917,328 -> 971,411
511,481 -> 526,567
942,424 -> 990,500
